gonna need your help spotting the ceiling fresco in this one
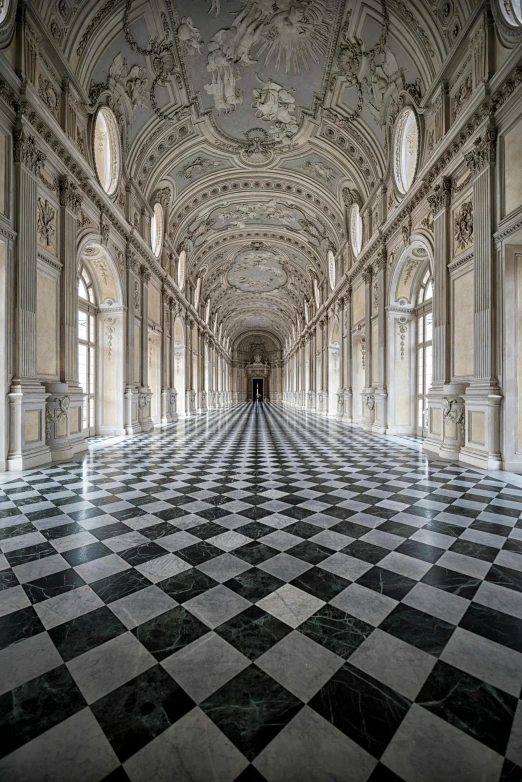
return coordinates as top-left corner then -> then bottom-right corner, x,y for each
175,0 -> 342,144
227,244 -> 288,292
33,0 -> 470,345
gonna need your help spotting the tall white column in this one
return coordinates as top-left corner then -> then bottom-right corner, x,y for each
7,123 -> 50,470
361,268 -> 374,431
460,128 -> 502,469
139,268 -> 153,431
343,288 -> 353,422
373,249 -> 388,434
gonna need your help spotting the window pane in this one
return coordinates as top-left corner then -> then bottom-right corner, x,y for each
90,315 -> 96,341
78,280 -> 88,301
425,280 -> 433,301
89,347 -> 95,393
417,349 -> 424,393
78,311 -> 87,340
425,312 -> 433,342
418,399 -> 424,428
425,346 -> 433,391
418,317 -> 423,344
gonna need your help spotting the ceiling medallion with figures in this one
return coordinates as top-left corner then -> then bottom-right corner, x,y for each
175,0 -> 341,147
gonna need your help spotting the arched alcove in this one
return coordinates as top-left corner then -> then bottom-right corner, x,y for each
173,316 -> 186,416
387,239 -> 433,435
78,239 -> 125,436
328,315 -> 341,416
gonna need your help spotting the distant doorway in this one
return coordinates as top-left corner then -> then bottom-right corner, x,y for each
253,379 -> 263,402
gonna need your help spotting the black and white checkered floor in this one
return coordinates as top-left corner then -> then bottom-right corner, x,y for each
1,402 -> 522,781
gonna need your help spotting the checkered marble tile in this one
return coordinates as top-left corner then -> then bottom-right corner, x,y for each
1,402 -> 522,781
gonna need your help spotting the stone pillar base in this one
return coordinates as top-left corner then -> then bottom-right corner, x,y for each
459,384 -> 502,470
124,386 -> 142,434
361,389 -> 375,432
6,380 -> 51,471
342,389 -> 353,424
44,383 -> 87,462
197,390 -> 208,413
372,389 -> 388,434
138,388 -> 153,431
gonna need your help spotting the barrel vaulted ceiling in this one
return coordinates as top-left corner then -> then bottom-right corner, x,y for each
36,0 -> 473,347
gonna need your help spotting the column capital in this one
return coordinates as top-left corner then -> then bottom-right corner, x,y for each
141,266 -> 151,283
464,128 -> 497,177
14,125 -> 46,175
373,246 -> 387,273
59,175 -> 83,216
427,176 -> 452,214
153,187 -> 171,208
342,187 -> 362,208
362,268 -> 372,285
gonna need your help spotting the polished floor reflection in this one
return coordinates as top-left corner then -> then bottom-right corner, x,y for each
1,403 -> 521,781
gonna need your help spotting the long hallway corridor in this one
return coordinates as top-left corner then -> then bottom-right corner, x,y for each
1,403 -> 521,781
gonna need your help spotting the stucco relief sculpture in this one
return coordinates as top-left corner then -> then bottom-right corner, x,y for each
174,0 -> 337,141
178,156 -> 223,180
228,246 -> 287,293
251,74 -> 298,142
300,159 -> 338,182
177,17 -> 202,55
454,201 -> 473,251
37,198 -> 56,247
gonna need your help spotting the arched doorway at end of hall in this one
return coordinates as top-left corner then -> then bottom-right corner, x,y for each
253,378 -> 263,401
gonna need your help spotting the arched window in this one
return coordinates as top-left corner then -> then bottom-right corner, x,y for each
78,267 -> 97,434
350,204 -> 363,257
151,203 -> 164,258
394,107 -> 419,195
205,298 -> 211,324
500,0 -> 522,25
194,277 -> 201,310
0,0 -> 11,24
416,270 -> 433,436
328,250 -> 336,290
314,278 -> 321,308
304,299 -> 309,324
94,107 -> 121,196
178,249 -> 186,291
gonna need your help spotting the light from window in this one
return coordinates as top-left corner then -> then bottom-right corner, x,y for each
500,0 -> 522,25
151,203 -> 164,258
178,249 -> 186,291
394,107 -> 419,195
304,300 -> 309,324
78,268 -> 94,303
350,204 -> 363,257
328,250 -> 336,290
94,107 -> 121,196
194,278 -> 201,310
0,0 -> 10,24
314,278 -> 321,309
205,298 -> 211,323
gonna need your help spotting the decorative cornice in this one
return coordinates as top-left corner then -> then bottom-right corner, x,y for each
37,250 -> 62,273
448,248 -> 474,273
